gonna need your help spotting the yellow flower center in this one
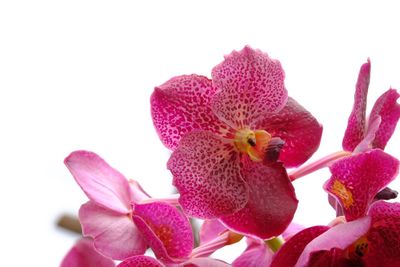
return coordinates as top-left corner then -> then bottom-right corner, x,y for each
234,129 -> 271,162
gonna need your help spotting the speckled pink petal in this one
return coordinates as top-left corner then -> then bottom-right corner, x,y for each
168,131 -> 248,218
220,161 -> 297,239
61,238 -> 116,267
342,60 -> 370,152
117,256 -> 165,267
271,226 -> 329,267
150,74 -> 232,150
255,97 -> 323,168
325,149 -> 399,221
368,88 -> 400,149
294,216 -> 371,267
199,219 -> 228,245
79,201 -> 147,260
233,239 -> 273,267
211,46 -> 288,129
364,201 -> 400,266
132,202 -> 194,262
65,151 -> 132,214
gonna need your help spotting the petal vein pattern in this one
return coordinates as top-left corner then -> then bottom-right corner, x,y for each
65,151 -> 133,214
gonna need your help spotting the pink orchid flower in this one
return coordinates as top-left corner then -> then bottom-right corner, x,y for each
325,149 -> 399,221
65,151 -> 194,262
151,46 -> 322,239
61,238 -> 116,267
342,60 -> 400,153
271,201 -> 400,267
324,60 -> 400,220
290,59 -> 400,182
117,222 -> 236,267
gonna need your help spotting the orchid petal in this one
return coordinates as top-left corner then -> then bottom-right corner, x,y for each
364,201 -> 400,266
282,222 -> 306,241
255,97 -> 323,168
220,161 -> 297,239
65,151 -> 133,214
117,256 -> 165,267
151,74 -> 231,150
307,248 -> 360,267
183,258 -> 231,267
233,239 -> 273,267
61,238 -> 115,267
342,60 -> 370,151
132,202 -> 194,262
353,116 -> 381,153
211,46 -> 288,129
325,149 -> 399,221
294,216 -> 371,267
271,226 -> 329,267
168,131 -> 248,218
369,88 -> 400,149
79,201 -> 147,260
199,219 -> 228,245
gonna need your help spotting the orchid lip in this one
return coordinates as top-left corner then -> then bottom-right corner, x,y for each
233,128 -> 272,162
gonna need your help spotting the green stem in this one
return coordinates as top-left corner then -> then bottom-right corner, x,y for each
265,237 -> 283,252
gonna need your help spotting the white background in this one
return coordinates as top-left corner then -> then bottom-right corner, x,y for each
1,1 -> 400,266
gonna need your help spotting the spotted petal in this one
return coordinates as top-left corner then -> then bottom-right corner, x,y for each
220,160 -> 297,239
118,256 -> 165,267
342,60 -> 370,151
325,149 -> 399,221
255,97 -> 323,168
61,238 -> 115,267
364,201 -> 400,266
79,201 -> 147,260
271,226 -> 329,267
151,75 -> 231,150
168,131 -> 248,218
211,46 -> 288,129
65,151 -> 133,214
368,88 -> 400,149
132,202 -> 194,263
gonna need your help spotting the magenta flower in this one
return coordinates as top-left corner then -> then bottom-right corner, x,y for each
65,151 -> 194,262
324,60 -> 400,221
325,149 -> 399,221
271,201 -> 400,267
61,238 -> 115,267
342,60 -> 400,153
151,46 -> 322,239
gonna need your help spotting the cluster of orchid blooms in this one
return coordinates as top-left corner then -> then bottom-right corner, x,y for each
61,46 -> 400,267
